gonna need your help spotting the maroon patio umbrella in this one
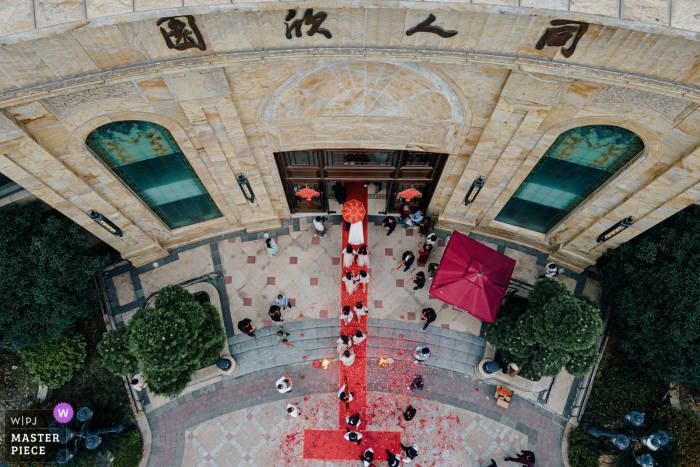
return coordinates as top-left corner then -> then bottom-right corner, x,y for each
429,231 -> 516,323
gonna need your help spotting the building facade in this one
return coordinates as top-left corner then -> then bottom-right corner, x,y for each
1,1 -> 700,272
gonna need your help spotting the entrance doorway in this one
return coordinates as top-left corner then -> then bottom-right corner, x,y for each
274,150 -> 447,215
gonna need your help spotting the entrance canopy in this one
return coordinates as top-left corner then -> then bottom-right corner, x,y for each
429,231 -> 516,323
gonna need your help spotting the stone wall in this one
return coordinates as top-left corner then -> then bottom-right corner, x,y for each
1,5 -> 700,270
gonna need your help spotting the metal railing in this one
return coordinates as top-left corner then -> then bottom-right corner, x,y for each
570,316 -> 611,421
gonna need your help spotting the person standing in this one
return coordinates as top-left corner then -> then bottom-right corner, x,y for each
534,262 -> 559,280
354,301 -> 368,324
332,181 -> 347,204
346,412 -> 361,428
428,261 -> 439,280
357,270 -> 370,294
265,238 -> 278,257
352,329 -> 366,345
313,216 -> 326,238
276,373 -> 293,393
417,243 -> 432,267
386,450 -> 402,467
356,245 -> 370,267
336,334 -> 352,354
287,402 -> 302,418
269,305 -> 284,322
340,349 -> 356,367
131,373 -> 147,391
343,271 -> 357,295
400,443 -> 419,463
418,217 -> 431,237
340,305 -> 354,325
382,216 -> 397,236
275,294 -> 292,311
505,450 -> 535,467
359,447 -> 374,467
276,326 -> 291,344
344,428 -> 362,446
420,308 -> 436,330
338,384 -> 354,402
425,233 -> 437,247
400,405 -> 417,421
413,272 -> 426,290
343,244 -> 356,268
399,251 -> 415,272
237,318 -> 257,338
504,361 -> 521,377
412,345 -> 431,363
408,375 -> 424,391
486,460 -> 498,467
401,204 -> 411,221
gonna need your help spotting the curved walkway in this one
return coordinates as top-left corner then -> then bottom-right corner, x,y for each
145,362 -> 566,467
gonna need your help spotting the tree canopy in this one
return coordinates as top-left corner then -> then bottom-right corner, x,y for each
600,204 -> 700,388
0,202 -> 108,352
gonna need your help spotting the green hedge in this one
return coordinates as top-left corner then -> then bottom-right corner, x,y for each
112,431 -> 144,467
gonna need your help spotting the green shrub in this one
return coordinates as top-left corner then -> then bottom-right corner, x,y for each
97,327 -> 138,376
0,202 -> 108,352
487,279 -> 603,380
112,431 -> 144,467
600,204 -> 700,388
21,334 -> 86,389
656,406 -> 700,467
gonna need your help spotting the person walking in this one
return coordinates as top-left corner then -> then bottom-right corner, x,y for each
505,450 -> 535,467
268,305 -> 284,322
486,460 -> 498,467
340,305 -> 354,325
428,261 -> 439,280
417,243 -> 432,267
398,251 -> 415,272
359,448 -> 374,467
421,307 -> 436,330
346,412 -> 361,428
412,345 -> 431,363
276,373 -> 292,393
336,334 -> 352,354
352,329 -> 366,345
386,450 -> 402,467
400,405 -> 417,421
237,318 -> 257,338
265,238 -> 278,257
344,428 -> 362,446
408,375 -> 424,391
400,443 -> 419,463
413,272 -> 426,290
275,294 -> 292,311
313,216 -> 326,238
131,372 -> 147,391
343,244 -> 356,268
338,384 -> 354,402
332,181 -> 347,204
534,262 -> 559,280
343,271 -> 357,295
276,326 -> 291,344
356,245 -> 370,267
340,349 -> 356,367
382,216 -> 397,236
287,402 -> 302,418
418,217 -> 431,237
357,270 -> 370,293
354,301 -> 368,323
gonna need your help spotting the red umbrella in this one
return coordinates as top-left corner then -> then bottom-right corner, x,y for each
397,186 -> 422,202
429,231 -> 516,323
341,199 -> 366,224
295,185 -> 320,206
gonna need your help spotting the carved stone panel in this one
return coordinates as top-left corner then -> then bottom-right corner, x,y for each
593,85 -> 694,122
41,82 -> 146,121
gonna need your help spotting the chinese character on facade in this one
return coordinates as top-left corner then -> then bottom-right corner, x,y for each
157,15 -> 206,51
535,20 -> 588,58
406,14 -> 458,38
284,9 -> 332,40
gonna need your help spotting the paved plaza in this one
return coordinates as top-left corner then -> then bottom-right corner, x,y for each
104,201 -> 604,467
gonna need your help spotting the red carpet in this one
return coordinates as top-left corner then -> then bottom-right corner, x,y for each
303,182 -> 401,460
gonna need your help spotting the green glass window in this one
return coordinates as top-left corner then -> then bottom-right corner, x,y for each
86,121 -> 222,229
495,125 -> 644,233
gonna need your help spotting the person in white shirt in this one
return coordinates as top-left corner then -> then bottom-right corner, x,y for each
344,428 -> 362,446
400,443 -> 419,463
130,372 -> 147,391
340,349 -> 356,367
346,412 -> 361,428
342,244 -> 356,268
340,305 -> 354,325
336,334 -> 352,354
354,301 -> 368,324
359,447 -> 374,467
342,271 -> 357,295
425,233 -> 437,247
535,262 -> 560,280
357,270 -> 370,293
276,373 -> 293,393
313,216 -> 326,238
286,402 -> 302,418
412,345 -> 431,363
356,245 -> 370,267
338,384 -> 354,402
352,329 -> 366,345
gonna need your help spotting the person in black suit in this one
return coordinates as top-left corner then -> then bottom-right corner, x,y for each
382,216 -> 397,236
332,181 -> 347,204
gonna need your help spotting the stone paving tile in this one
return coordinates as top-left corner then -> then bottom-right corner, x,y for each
113,272 -> 136,306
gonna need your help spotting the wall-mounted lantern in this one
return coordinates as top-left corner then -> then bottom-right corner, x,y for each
465,176 -> 485,206
88,210 -> 123,237
237,173 -> 255,203
596,216 -> 634,243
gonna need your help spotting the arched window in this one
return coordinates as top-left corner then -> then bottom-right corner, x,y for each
495,125 -> 644,233
86,121 -> 222,229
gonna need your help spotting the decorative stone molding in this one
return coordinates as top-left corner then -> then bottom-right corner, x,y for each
41,82 -> 146,121
593,85 -> 695,122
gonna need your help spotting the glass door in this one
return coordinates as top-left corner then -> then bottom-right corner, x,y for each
288,182 -> 325,213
